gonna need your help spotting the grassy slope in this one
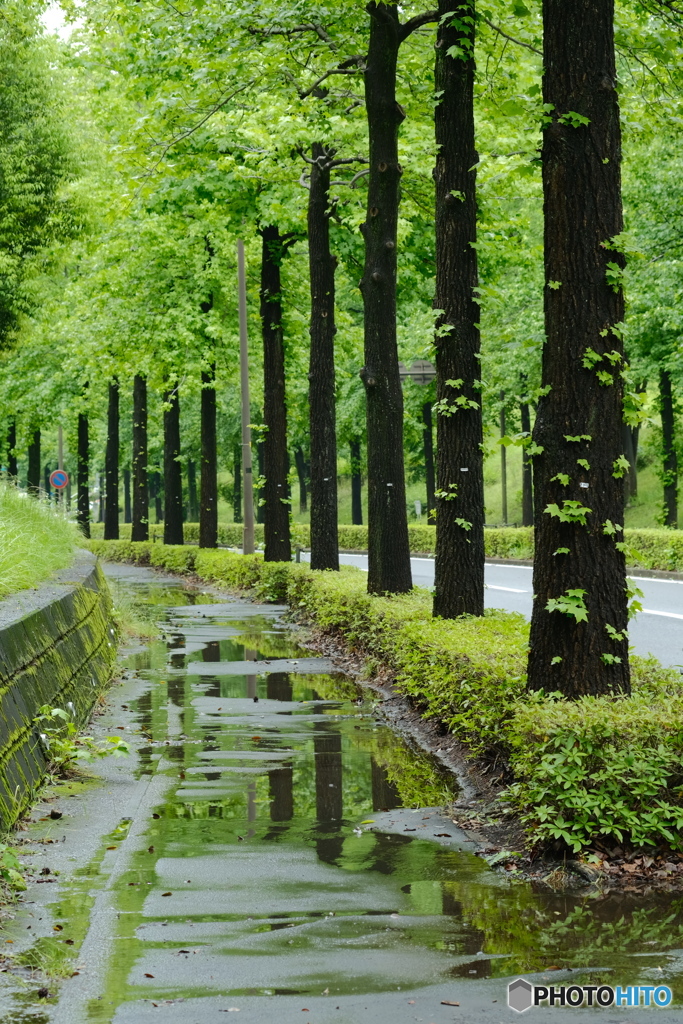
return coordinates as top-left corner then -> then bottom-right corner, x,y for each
0,485 -> 76,598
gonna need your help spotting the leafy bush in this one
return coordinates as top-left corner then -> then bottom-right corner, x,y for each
35,705 -> 130,774
85,540 -> 683,852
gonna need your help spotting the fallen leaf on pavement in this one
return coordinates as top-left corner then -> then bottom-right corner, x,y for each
144,973 -> 155,978
161,892 -> 172,897
441,1000 -> 460,1006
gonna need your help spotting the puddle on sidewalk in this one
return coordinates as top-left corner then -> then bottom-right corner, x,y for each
5,563 -> 683,1023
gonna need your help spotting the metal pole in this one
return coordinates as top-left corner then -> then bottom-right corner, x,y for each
238,239 -> 255,555
58,425 -> 64,506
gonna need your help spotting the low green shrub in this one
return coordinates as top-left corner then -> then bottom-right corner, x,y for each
86,539 -> 683,852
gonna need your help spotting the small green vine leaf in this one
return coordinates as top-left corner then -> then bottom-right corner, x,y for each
544,500 -> 591,525
546,589 -> 588,622
548,280 -> 562,290
550,656 -> 563,665
553,547 -> 570,555
564,434 -> 591,443
550,473 -> 570,486
612,455 -> 630,479
576,459 -> 590,470
454,517 -> 472,531
602,519 -> 623,536
601,653 -> 622,665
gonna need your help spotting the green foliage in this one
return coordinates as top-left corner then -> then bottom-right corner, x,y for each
0,483 -> 76,597
0,842 -> 25,892
35,705 -> 130,774
545,589 -> 588,623
544,500 -> 591,526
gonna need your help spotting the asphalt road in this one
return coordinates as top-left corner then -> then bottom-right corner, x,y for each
303,553 -> 683,670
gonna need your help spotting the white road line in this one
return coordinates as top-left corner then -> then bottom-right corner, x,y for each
486,585 -> 528,594
641,608 -> 683,620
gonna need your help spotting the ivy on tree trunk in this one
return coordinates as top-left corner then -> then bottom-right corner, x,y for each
104,381 -> 119,540
163,387 -> 184,545
132,374 -> 149,542
307,144 -> 339,570
432,0 -> 484,618
528,0 -> 630,698
260,225 -> 292,563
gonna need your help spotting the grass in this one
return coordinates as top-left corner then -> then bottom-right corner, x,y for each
0,484 -> 76,598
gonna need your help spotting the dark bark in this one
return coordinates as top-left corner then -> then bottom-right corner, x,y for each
98,473 -> 104,522
308,143 -> 339,570
7,420 -> 17,478
187,460 -> 198,522
132,374 -> 149,542
520,401 -> 534,527
528,0 -> 629,697
360,4 -> 413,594
200,367 -> 218,548
371,757 -> 400,812
432,0 -> 484,617
256,440 -> 265,524
163,388 -> 184,545
77,412 -> 90,537
104,381 -> 120,540
500,396 -> 508,524
350,438 -> 363,525
422,401 -> 436,525
27,429 -> 40,496
150,471 -> 163,524
294,446 -> 308,515
232,445 -> 242,524
44,464 -> 52,501
660,368 -> 678,527
123,469 -> 131,523
260,225 -> 292,562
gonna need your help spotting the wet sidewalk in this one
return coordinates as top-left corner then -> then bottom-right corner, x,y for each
3,563 -> 683,1024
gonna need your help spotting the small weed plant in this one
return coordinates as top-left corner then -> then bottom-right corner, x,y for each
36,706 -> 130,776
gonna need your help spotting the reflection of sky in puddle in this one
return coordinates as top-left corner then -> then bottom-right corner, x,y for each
8,566 -> 683,1022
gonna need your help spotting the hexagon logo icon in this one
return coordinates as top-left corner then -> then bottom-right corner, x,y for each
508,978 -> 534,1013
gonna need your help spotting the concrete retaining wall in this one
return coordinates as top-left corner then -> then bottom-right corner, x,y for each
0,550 -> 116,828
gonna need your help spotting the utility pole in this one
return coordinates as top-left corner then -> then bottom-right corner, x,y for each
238,239 -> 255,555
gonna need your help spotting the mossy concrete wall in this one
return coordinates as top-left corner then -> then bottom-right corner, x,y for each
0,550 -> 116,828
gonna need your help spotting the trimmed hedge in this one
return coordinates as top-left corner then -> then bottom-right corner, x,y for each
87,539 -> 683,852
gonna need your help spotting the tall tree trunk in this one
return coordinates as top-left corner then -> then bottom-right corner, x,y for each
350,438 -> 363,526
528,0 -> 629,698
104,381 -> 120,540
27,429 -> 40,496
200,367 -> 218,548
232,445 -> 242,524
294,446 -> 308,516
422,401 -> 436,526
520,400 -> 534,527
260,225 -> 292,562
360,4 -> 412,594
77,412 -> 90,537
432,0 -> 484,617
187,460 -> 198,522
132,374 -> 149,542
163,388 -> 184,545
98,472 -> 104,522
500,395 -> 508,524
308,143 -> 339,570
7,420 -> 17,478
123,469 -> 131,523
660,368 -> 678,528
622,421 -> 635,505
44,464 -> 52,501
256,440 -> 265,524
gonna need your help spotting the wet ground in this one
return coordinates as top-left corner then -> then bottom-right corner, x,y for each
2,563 -> 683,1023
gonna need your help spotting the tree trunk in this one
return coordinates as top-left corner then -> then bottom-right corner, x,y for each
294,446 -> 308,515
77,412 -> 90,537
7,420 -> 17,478
622,421 -> 635,505
308,143 -> 339,570
150,471 -> 163,524
350,438 -> 363,526
528,0 -> 629,698
187,459 -> 198,522
132,373 -> 149,542
422,401 -> 436,526
660,368 -> 678,528
27,429 -> 40,496
360,4 -> 412,594
44,464 -> 52,501
98,472 -> 104,522
232,445 -> 242,524
200,367 -> 218,548
520,401 -> 534,527
260,225 -> 292,562
432,0 -> 484,617
163,388 -> 184,545
104,381 -> 120,540
123,468 -> 131,523
256,440 -> 265,524
500,396 -> 508,524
